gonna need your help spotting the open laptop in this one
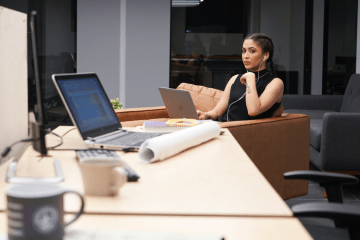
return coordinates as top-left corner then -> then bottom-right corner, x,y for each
158,87 -> 199,119
52,73 -> 161,151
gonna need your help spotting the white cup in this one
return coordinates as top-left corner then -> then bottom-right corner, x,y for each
78,161 -> 127,196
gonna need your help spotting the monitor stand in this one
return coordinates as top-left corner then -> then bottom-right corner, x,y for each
6,158 -> 64,184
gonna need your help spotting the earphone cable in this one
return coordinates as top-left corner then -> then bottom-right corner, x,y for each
226,70 -> 268,121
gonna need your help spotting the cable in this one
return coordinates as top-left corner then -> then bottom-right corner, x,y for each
0,138 -> 37,160
1,127 -> 77,160
46,131 -> 63,150
226,72 -> 268,121
45,127 -> 76,150
61,127 -> 76,137
226,56 -> 267,122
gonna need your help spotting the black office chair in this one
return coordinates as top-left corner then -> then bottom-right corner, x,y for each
284,171 -> 360,240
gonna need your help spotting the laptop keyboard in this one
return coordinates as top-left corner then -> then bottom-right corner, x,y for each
98,131 -> 161,146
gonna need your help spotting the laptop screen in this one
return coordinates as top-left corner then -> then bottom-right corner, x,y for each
55,76 -> 119,133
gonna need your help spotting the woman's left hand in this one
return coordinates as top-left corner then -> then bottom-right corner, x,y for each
240,72 -> 256,85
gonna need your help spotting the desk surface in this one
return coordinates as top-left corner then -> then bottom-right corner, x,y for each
1,126 -> 292,217
0,213 -> 312,240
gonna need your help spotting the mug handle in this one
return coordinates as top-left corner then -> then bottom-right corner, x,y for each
63,190 -> 85,226
112,167 -> 127,189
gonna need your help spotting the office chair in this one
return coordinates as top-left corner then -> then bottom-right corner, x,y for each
284,171 -> 360,240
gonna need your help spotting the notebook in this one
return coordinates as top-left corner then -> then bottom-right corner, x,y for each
142,120 -> 210,133
52,73 -> 162,151
158,87 -> 199,119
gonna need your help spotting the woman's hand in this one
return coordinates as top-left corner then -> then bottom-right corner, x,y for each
197,110 -> 211,120
240,72 -> 256,85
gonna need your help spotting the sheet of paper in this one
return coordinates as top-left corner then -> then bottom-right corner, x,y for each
138,121 -> 220,163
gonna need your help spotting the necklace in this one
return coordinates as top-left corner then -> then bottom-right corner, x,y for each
226,71 -> 268,121
255,72 -> 268,81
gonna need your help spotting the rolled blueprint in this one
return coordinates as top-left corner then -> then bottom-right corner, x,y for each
139,121 -> 221,163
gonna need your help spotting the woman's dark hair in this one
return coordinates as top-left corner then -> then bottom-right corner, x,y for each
244,33 -> 277,77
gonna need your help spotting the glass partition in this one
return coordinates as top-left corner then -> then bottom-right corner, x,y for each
0,0 -> 76,128
27,0 -> 76,129
249,0 -> 306,95
323,0 -> 357,94
170,0 -> 248,90
170,0 -> 307,94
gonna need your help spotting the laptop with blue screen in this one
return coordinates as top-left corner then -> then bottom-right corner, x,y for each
52,73 -> 161,151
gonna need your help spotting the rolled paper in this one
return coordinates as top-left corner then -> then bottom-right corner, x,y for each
139,121 -> 220,163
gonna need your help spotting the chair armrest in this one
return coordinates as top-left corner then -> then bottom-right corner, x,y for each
218,115 -> 288,128
114,106 -> 169,122
293,202 -> 360,237
284,170 -> 358,203
292,202 -> 360,221
284,170 -> 358,186
282,94 -> 343,111
320,112 -> 360,170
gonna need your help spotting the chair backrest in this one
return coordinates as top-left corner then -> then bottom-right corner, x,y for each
176,83 -> 283,117
176,83 -> 223,112
340,74 -> 360,113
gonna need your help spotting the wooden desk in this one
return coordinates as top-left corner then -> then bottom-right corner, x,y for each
0,127 -> 292,217
0,213 -> 312,239
0,126 -> 313,239
0,126 -> 293,217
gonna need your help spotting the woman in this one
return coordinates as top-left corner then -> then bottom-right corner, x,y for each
197,33 -> 284,121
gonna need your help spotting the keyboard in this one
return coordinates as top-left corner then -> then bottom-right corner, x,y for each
76,149 -> 140,182
99,131 -> 161,146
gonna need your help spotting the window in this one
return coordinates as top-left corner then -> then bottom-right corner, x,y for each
0,0 -> 78,129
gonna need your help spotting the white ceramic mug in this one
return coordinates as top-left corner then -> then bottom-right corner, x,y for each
79,161 -> 127,196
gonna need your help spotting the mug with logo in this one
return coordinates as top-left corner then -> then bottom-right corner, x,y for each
6,183 -> 84,240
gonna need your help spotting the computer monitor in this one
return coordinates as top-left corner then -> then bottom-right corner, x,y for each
6,11 -> 64,184
29,10 -> 47,156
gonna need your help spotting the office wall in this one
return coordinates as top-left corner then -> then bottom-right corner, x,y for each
77,0 -> 121,102
121,0 -> 171,108
259,0 -> 305,94
260,0 -> 291,72
77,0 -> 171,108
0,7 -> 28,164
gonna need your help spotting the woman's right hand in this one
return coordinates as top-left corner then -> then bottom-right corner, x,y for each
197,110 -> 210,120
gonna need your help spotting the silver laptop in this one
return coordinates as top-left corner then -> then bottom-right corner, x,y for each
158,87 -> 199,119
52,73 -> 161,151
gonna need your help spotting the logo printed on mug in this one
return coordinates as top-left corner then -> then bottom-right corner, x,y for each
33,205 -> 59,234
